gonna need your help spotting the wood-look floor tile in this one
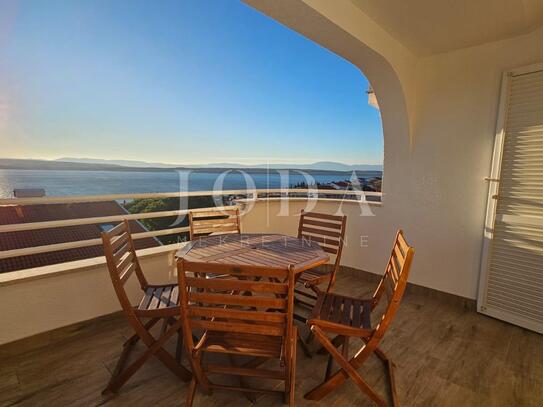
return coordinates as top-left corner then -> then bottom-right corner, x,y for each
409,374 -> 483,407
1,274 -> 542,407
505,327 -> 543,381
0,372 -> 22,406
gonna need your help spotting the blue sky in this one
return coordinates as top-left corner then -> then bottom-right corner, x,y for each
0,0 -> 383,165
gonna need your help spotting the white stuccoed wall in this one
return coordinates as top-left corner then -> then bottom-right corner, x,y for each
405,30 -> 543,299
0,245 -> 181,345
391,29 -> 543,299
245,0 -> 543,300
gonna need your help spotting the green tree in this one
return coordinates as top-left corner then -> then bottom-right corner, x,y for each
124,195 -> 223,244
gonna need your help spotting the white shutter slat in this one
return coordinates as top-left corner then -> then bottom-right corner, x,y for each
487,282 -> 543,307
486,297 -> 543,321
489,259 -> 543,281
489,266 -> 543,286
504,137 -> 543,145
506,124 -> 543,132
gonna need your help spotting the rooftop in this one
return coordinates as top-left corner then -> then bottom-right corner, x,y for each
0,201 -> 160,273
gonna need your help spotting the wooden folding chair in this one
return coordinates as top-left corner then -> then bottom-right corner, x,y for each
304,230 -> 414,406
177,259 -> 297,406
295,210 -> 347,308
188,207 -> 240,241
101,220 -> 191,394
292,211 -> 346,357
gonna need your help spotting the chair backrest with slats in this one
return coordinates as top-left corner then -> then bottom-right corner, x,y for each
102,220 -> 148,312
297,210 -> 347,287
177,259 -> 295,359
189,208 -> 241,241
370,230 -> 414,340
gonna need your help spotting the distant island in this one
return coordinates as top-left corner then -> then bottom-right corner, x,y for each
0,158 -> 383,175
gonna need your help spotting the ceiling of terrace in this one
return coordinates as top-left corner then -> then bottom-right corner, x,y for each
351,0 -> 543,56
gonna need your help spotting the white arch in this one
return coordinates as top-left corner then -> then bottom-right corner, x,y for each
244,0 -> 414,199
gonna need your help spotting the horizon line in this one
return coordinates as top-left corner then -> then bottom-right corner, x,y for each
0,156 -> 384,168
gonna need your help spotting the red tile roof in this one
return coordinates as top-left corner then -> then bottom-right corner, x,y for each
0,201 -> 160,273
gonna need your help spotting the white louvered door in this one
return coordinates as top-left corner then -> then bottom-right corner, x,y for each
478,65 -> 543,333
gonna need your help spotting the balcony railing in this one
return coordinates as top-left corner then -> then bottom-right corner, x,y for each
0,189 -> 380,263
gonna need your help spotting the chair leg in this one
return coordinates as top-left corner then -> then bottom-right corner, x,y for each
324,354 -> 334,381
362,342 -> 399,406
103,337 -> 138,394
293,312 -> 314,358
305,327 -> 386,407
297,328 -> 312,358
324,336 -> 348,381
187,351 -> 212,395
342,337 -> 349,359
386,357 -> 399,407
167,316 -> 184,364
305,330 -> 314,345
373,346 -> 390,364
104,319 -> 191,394
137,321 -> 192,382
122,317 -> 159,347
160,318 -> 169,336
103,318 -> 160,394
374,347 -> 399,407
103,345 -> 153,394
288,327 -> 297,407
185,377 -> 197,407
176,328 -> 184,364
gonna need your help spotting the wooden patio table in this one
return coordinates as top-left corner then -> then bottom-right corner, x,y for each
176,233 -> 327,404
176,233 -> 329,274
176,232 -> 329,359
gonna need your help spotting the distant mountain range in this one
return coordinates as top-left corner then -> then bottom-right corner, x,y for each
56,157 -> 382,172
0,157 -> 382,174
56,157 -> 178,168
